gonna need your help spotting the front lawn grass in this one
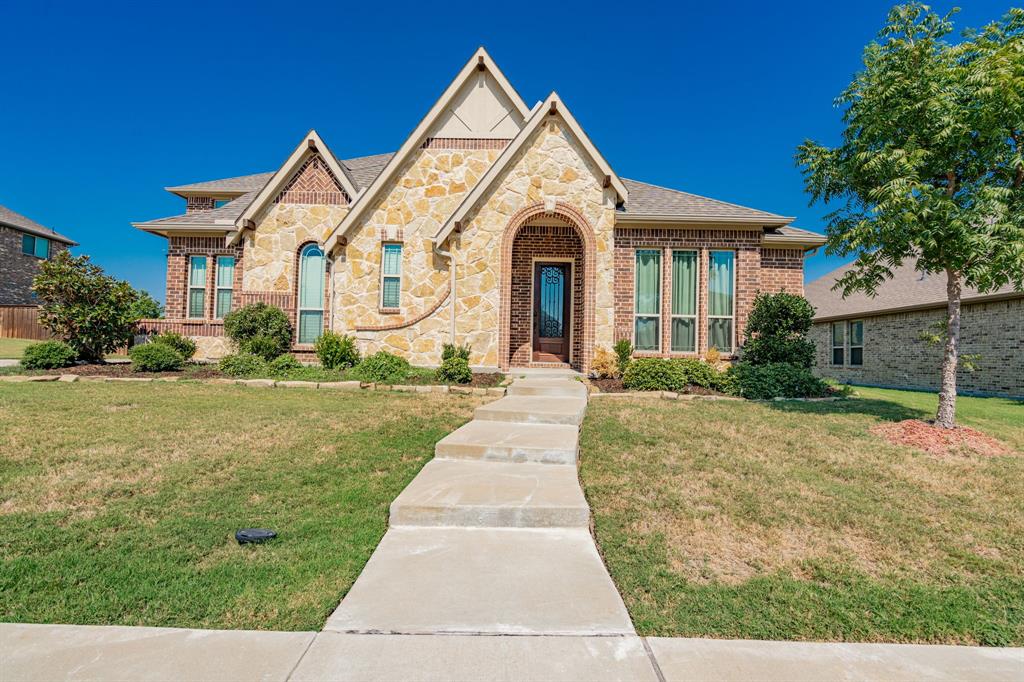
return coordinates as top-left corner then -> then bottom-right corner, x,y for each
0,382 -> 482,630
581,388 -> 1024,645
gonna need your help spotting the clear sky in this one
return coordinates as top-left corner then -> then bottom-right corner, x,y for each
0,0 -> 1010,303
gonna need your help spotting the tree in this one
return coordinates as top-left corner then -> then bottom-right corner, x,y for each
797,4 -> 1024,428
32,251 -> 143,362
130,289 -> 163,320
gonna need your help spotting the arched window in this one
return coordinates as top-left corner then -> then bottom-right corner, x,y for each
297,244 -> 325,344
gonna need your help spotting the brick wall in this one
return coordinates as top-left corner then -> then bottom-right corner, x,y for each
0,226 -> 70,305
165,236 -> 244,320
811,297 -> 1024,398
760,248 -> 805,294
185,196 -> 216,213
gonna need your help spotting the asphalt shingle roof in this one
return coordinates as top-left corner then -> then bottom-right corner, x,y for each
619,178 -> 790,222
0,204 -> 77,245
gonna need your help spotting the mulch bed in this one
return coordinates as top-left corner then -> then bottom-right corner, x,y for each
871,419 -> 1014,457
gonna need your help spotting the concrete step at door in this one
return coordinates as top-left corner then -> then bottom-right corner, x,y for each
505,378 -> 588,398
435,420 -> 578,465
389,459 -> 590,528
474,395 -> 587,426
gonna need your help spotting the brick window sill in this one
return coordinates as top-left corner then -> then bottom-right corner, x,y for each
379,307 -> 401,315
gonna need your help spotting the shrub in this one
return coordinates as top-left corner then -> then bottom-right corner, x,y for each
740,292 -> 816,368
728,362 -> 829,400
129,342 -> 184,372
223,303 -> 292,360
315,331 -> 360,369
441,343 -> 471,362
150,331 -> 196,360
21,340 -> 77,369
268,354 -> 302,373
613,339 -> 633,375
436,356 -> 472,384
704,347 -> 721,366
674,358 -> 716,389
622,358 -> 686,392
353,351 -> 411,384
591,347 -> 621,379
32,251 -> 143,362
219,353 -> 268,378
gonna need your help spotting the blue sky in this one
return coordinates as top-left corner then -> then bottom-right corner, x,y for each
0,0 -> 1010,303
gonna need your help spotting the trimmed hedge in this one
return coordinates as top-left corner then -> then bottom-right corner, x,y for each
728,362 -> 829,400
150,331 -> 196,361
219,353 -> 268,377
129,343 -> 184,372
436,356 -> 472,384
268,354 -> 302,373
22,341 -> 77,370
622,358 -> 687,392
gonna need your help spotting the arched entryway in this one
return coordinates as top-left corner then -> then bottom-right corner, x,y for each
499,202 -> 596,373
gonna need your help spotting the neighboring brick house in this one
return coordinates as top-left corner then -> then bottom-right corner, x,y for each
806,259 -> 1024,398
133,48 -> 825,372
0,205 -> 77,305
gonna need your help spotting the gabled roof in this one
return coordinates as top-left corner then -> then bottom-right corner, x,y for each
166,172 -> 275,197
618,179 -> 793,226
806,257 -> 1023,321
0,204 -> 77,245
132,191 -> 258,236
434,92 -> 628,245
323,47 -> 531,253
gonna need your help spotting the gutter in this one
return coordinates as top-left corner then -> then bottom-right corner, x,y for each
433,243 -> 457,343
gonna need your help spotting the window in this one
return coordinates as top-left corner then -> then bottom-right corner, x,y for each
848,320 -> 864,366
381,243 -> 402,309
831,321 -> 845,366
214,199 -> 232,209
215,256 -> 235,319
670,250 -> 697,352
298,244 -> 325,344
188,256 -> 207,319
634,249 -> 661,351
21,234 -> 49,259
707,251 -> 735,353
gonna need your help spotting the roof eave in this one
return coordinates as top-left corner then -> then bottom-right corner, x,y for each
615,213 -> 794,227
0,221 -> 78,246
812,290 -> 1024,323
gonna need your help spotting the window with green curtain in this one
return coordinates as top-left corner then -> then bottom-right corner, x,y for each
381,243 -> 402,308
849,320 -> 864,366
671,250 -> 697,352
298,244 -> 325,344
188,256 -> 207,319
707,251 -> 734,353
831,322 -> 845,365
634,249 -> 661,351
215,256 -> 234,319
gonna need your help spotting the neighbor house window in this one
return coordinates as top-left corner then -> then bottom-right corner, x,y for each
188,256 -> 207,319
848,320 -> 863,366
215,256 -> 235,319
21,234 -> 50,259
298,244 -> 325,344
214,199 -> 232,209
707,251 -> 735,353
671,250 -> 697,352
831,322 -> 845,366
381,243 -> 402,309
634,249 -> 661,351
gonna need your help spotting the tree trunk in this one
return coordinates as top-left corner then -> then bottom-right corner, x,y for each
935,269 -> 962,428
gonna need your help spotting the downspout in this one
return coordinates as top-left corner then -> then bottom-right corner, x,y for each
433,240 -> 456,343
327,251 -> 336,333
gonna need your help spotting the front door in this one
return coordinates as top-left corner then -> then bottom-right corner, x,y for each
533,262 -> 570,363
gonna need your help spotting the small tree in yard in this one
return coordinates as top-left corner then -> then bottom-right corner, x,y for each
741,292 -> 816,368
32,251 -> 143,362
797,4 -> 1024,428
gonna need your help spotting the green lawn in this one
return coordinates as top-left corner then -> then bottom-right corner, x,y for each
0,382 -> 481,630
0,338 -> 34,359
581,387 -> 1024,646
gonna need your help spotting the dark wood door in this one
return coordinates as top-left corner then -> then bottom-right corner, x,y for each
533,262 -> 570,362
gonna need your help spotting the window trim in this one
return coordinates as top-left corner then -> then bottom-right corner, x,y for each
707,249 -> 736,354
848,319 -> 864,367
830,321 -> 845,366
670,249 -> 698,354
380,242 -> 403,311
214,255 -> 234,320
187,256 -> 208,319
633,248 -> 662,353
297,243 -> 326,345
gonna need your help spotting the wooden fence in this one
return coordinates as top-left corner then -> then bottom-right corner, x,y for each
0,306 -> 51,340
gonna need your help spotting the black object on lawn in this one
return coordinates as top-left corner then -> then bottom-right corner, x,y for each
236,528 -> 277,545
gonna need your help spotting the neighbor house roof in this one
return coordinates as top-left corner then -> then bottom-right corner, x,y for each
618,179 -> 792,225
0,204 -> 77,245
806,258 -> 1023,321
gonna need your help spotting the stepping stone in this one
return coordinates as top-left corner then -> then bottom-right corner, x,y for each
435,419 -> 578,465
324,526 -> 635,636
506,378 -> 588,398
389,459 -> 589,528
474,395 -> 586,426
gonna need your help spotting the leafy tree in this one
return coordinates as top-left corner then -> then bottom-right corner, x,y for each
797,4 -> 1024,428
741,292 -> 816,368
32,251 -> 142,362
130,289 -> 163,319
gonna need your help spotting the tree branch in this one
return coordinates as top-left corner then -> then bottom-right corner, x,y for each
1013,133 -> 1023,190
946,171 -> 957,196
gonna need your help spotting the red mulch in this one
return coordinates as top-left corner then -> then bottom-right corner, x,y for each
871,419 -> 1014,457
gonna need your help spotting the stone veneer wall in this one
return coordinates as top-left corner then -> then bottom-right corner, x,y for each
0,226 -> 70,305
811,296 -> 1024,398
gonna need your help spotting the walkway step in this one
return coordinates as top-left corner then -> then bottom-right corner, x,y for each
506,377 -> 588,398
324,527 -> 635,636
435,419 -> 578,465
474,395 -> 587,426
390,460 -> 589,528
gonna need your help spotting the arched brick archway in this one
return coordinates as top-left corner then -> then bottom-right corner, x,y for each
498,202 -> 596,373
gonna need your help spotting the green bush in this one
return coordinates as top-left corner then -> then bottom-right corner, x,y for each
728,362 -> 829,400
676,358 -> 720,389
441,343 -> 471,362
436,356 -> 472,384
315,331 -> 360,369
129,343 -> 184,372
21,340 -> 77,369
353,351 -> 411,384
268,354 -> 302,373
741,292 -> 816,368
219,353 -> 268,378
150,331 -> 196,360
613,339 -> 633,375
622,358 -> 686,392
223,303 -> 292,360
